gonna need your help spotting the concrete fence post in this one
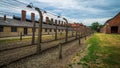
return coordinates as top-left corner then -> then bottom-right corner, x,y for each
37,43 -> 41,54
72,31 -> 73,37
31,26 -> 35,45
59,43 -> 62,59
79,35 -> 81,45
85,35 -> 87,40
76,31 -> 77,39
20,32 -> 22,41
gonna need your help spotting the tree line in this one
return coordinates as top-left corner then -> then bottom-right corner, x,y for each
89,22 -> 103,32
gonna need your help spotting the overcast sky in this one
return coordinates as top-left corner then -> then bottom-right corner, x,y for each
0,0 -> 120,26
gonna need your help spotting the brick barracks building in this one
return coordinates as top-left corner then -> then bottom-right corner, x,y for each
101,12 -> 120,34
68,23 -> 92,36
0,10 -> 90,37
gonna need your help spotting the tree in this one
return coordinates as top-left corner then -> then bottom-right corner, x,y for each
90,22 -> 103,32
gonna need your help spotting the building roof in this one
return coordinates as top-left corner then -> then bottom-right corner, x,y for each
0,17 -> 34,27
104,12 -> 120,26
68,23 -> 84,28
0,17 -> 73,30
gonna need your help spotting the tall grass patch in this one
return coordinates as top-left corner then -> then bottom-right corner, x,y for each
78,33 -> 120,68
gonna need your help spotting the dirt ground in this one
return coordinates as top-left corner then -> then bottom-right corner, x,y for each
1,37 -> 88,68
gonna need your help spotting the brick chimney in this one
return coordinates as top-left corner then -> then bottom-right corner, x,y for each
59,20 -> 60,26
21,10 -> 26,21
62,21 -> 63,26
46,17 -> 49,24
51,18 -> 53,25
31,13 -> 35,22
64,22 -> 65,26
3,15 -> 6,21
55,20 -> 57,25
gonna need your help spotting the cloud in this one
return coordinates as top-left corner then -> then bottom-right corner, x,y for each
0,0 -> 120,26
37,0 -> 79,9
80,17 -> 112,26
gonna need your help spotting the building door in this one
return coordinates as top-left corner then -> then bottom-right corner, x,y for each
111,26 -> 118,33
24,28 -> 28,35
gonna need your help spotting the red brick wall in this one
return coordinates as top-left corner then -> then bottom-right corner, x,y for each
21,10 -> 26,21
102,13 -> 120,34
31,13 -> 35,22
46,17 -> 49,24
4,15 -> 6,21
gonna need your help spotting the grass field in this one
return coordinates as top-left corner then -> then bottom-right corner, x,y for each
77,33 -> 120,68
0,33 -> 75,44
0,34 -> 67,44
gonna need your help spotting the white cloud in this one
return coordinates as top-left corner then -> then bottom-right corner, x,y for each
37,0 -> 104,14
37,0 -> 78,9
1,0 -> 119,26
61,17 -> 111,26
80,17 -> 112,26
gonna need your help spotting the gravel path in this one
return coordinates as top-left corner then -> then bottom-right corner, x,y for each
1,37 -> 87,68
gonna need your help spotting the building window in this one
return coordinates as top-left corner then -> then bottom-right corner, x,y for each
35,28 -> 36,32
59,29 -> 60,32
54,29 -> 56,32
46,17 -> 49,24
55,20 -> 57,25
0,26 -> 3,32
62,29 -> 63,32
59,21 -> 60,25
32,28 -> 36,32
50,29 -> 52,32
11,27 -> 17,32
45,28 -> 47,32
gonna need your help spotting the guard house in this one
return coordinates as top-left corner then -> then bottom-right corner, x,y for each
101,12 -> 120,34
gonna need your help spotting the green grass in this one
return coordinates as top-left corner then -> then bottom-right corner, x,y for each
0,37 -> 33,44
0,34 -> 73,44
78,33 -> 120,68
